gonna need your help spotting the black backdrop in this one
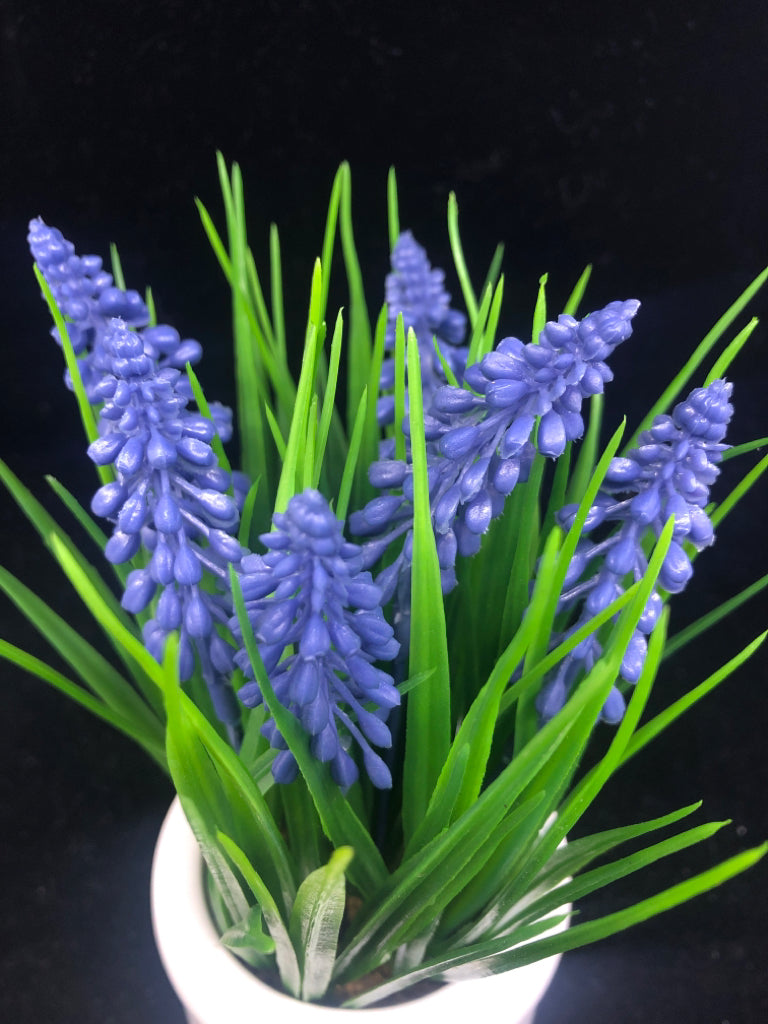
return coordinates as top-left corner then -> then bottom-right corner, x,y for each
1,2 -> 767,1021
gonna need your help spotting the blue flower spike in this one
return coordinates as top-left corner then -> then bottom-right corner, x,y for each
88,318 -> 244,727
537,378 -> 734,725
352,299 -> 640,597
234,489 -> 400,789
27,218 -> 228,431
28,218 -> 149,397
378,231 -> 468,425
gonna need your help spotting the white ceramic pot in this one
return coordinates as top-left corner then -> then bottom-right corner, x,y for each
151,799 -> 567,1024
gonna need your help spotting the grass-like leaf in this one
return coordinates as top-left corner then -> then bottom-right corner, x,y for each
334,784 -> 547,985
165,724 -> 253,926
220,904 -> 276,964
532,802 -> 703,890
505,817 -> 729,933
705,316 -> 759,383
479,243 -> 505,304
498,582 -> 640,720
532,272 -> 548,343
387,166 -> 400,252
237,479 -> 260,548
145,285 -> 156,326
510,613 -> 669,913
44,475 -> 124,581
421,531 -> 559,844
264,402 -> 287,461
314,309 -> 345,488
0,638 -> 165,767
361,303 -> 389,495
563,264 -> 592,317
185,361 -> 233,481
447,192 -> 479,325
338,164 -> 372,427
403,745 -> 471,858
479,522 -> 674,934
32,265 -> 102,460
269,222 -> 287,358
204,159 -> 272,505
217,829 -> 302,996
274,324 -> 319,515
0,564 -> 162,740
109,242 -> 127,290
523,420 -> 627,690
409,622 -> 630,950
0,457 -> 163,713
664,571 -> 768,660
318,166 -> 343,330
289,846 -> 354,1001
465,282 -> 494,369
432,336 -> 460,388
393,314 -> 407,462
721,437 -> 768,461
480,272 -> 505,361
402,328 -> 452,844
500,452 -> 545,674
346,842 -> 765,1007
620,630 -> 768,766
335,389 -> 368,523
159,638 -> 298,914
710,450 -> 768,529
45,534 -> 169,690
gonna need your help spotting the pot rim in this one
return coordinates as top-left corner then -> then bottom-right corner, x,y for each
151,797 -> 569,1023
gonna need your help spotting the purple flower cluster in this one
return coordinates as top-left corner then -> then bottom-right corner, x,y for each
27,219 -> 235,438
28,218 -> 150,395
352,300 -> 640,597
378,231 -> 468,426
234,490 -> 400,789
88,318 -> 244,726
537,379 -> 734,724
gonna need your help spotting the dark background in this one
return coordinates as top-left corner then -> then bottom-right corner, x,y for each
1,2 -> 767,1021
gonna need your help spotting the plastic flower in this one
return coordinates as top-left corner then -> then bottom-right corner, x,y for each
378,230 -> 468,425
352,299 -> 640,597
27,219 -> 235,441
234,489 -> 400,789
537,378 -> 734,724
28,217 -> 150,397
88,318 -> 244,726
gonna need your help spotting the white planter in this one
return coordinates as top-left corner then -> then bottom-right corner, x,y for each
152,798 -> 567,1024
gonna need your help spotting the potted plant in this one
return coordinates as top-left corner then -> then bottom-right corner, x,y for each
3,156 -> 766,1020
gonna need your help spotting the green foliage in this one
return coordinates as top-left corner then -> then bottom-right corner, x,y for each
402,327 -> 452,844
7,157 -> 767,1007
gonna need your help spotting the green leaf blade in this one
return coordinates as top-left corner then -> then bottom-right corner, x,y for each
289,847 -> 354,1001
402,328 -> 452,845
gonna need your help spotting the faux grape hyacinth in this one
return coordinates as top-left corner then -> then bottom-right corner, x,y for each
28,217 -> 234,442
377,230 -> 468,426
12,162 -> 767,1009
353,293 -> 640,599
89,317 -> 244,727
28,217 -> 151,398
234,490 -> 400,789
537,378 -> 734,724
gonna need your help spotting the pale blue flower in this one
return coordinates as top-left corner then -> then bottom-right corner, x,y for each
352,300 -> 640,600
234,490 -> 400,789
537,379 -> 734,724
28,218 -> 234,443
378,231 -> 468,425
88,318 -> 244,726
